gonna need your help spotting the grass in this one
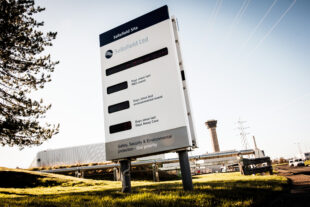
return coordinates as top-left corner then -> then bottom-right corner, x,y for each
0,167 -> 288,207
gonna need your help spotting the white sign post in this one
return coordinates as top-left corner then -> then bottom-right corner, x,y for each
99,5 -> 196,191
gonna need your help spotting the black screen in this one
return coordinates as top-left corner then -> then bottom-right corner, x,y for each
107,81 -> 128,94
109,121 -> 132,134
108,101 -> 130,114
106,47 -> 168,76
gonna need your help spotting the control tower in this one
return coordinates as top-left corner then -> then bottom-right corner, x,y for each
205,120 -> 220,152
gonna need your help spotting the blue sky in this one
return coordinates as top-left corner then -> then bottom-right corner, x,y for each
1,0 -> 309,168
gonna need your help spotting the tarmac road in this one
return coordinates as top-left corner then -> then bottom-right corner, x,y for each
269,165 -> 310,207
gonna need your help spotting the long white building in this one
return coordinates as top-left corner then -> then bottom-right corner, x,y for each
30,143 -> 165,168
30,143 -> 106,168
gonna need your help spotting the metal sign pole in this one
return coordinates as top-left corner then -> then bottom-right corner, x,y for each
120,159 -> 131,193
152,163 -> 159,182
178,150 -> 193,191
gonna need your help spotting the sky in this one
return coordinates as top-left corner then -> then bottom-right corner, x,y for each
1,0 -> 309,168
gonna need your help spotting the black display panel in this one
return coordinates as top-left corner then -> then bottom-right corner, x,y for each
106,47 -> 168,76
107,81 -> 128,94
109,121 -> 132,134
181,70 -> 185,81
108,101 -> 130,114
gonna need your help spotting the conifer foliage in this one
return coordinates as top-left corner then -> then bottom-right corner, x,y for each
0,0 -> 59,147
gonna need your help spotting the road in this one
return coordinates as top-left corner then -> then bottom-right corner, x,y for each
270,165 -> 310,207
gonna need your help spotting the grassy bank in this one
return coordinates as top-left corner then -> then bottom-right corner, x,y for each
0,167 -> 288,207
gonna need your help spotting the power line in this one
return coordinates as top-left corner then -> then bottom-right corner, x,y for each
249,0 -> 297,55
241,0 -> 278,51
215,0 -> 251,59
234,0 -> 251,26
207,0 -> 223,34
224,0 -> 251,42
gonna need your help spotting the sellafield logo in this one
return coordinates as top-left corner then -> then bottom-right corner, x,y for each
105,50 -> 113,59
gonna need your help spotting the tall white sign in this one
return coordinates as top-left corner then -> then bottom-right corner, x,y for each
99,6 -> 196,160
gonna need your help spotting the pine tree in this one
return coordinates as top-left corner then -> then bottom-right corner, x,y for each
0,0 -> 59,148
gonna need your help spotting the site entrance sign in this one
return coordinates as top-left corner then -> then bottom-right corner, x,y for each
100,5 -> 196,161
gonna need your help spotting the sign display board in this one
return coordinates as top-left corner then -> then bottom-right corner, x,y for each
99,6 -> 196,160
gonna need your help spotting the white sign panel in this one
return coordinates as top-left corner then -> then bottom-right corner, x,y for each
99,6 -> 194,160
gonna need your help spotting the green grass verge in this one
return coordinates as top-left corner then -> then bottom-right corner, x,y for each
0,167 -> 288,207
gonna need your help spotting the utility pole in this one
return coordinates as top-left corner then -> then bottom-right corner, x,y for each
236,118 -> 250,150
252,136 -> 258,150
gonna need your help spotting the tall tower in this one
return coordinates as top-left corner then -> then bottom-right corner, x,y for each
237,119 -> 249,150
252,136 -> 258,149
205,120 -> 220,152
